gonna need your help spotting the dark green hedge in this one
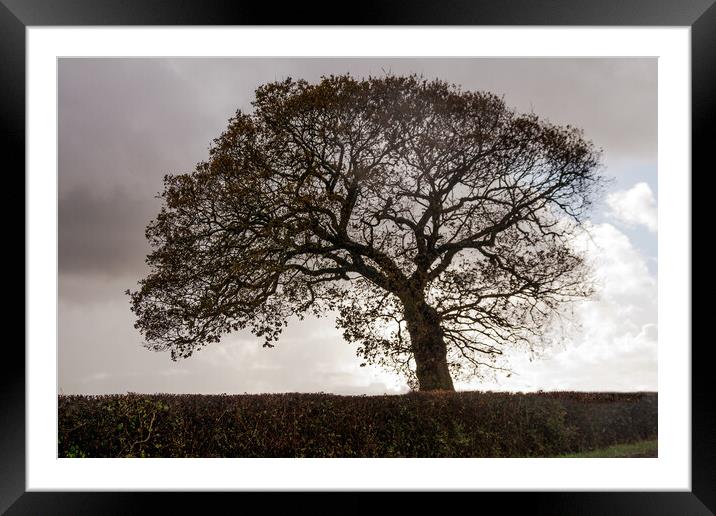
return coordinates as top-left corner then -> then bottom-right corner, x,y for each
58,391 -> 657,458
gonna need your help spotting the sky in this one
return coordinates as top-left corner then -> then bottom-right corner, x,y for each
58,58 -> 657,395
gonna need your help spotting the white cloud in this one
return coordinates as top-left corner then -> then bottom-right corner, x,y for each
606,182 -> 658,233
463,222 -> 657,392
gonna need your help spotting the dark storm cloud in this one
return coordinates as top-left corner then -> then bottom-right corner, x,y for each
59,187 -> 158,276
58,58 -> 234,197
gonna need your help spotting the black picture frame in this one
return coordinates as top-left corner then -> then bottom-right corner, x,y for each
5,0 -> 712,513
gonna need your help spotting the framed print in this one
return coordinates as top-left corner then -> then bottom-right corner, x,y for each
6,0 -> 714,513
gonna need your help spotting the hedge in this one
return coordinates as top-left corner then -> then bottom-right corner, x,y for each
58,391 -> 657,458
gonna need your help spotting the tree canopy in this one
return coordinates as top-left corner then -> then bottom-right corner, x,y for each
128,74 -> 603,390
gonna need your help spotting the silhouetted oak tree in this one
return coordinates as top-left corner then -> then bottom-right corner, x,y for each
129,75 -> 603,391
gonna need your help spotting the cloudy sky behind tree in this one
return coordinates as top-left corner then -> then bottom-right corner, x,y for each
58,58 -> 657,394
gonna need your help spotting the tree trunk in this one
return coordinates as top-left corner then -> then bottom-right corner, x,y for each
403,299 -> 455,391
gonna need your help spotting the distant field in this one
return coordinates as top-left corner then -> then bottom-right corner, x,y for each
58,391 -> 657,458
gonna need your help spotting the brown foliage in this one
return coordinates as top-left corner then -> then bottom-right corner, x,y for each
128,75 -> 604,389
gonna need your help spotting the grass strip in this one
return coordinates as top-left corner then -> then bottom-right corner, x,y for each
557,439 -> 658,458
